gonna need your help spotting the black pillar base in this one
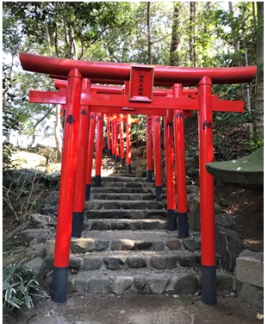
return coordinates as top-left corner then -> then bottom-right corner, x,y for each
167,209 -> 177,231
121,158 -> 125,167
95,175 -> 101,187
51,266 -> 69,303
85,184 -> 91,201
155,186 -> 163,201
178,212 -> 189,238
127,164 -> 132,174
72,211 -> 84,238
112,154 -> 115,159
201,265 -> 217,305
146,170 -> 153,182
108,149 -> 112,156
115,155 -> 120,162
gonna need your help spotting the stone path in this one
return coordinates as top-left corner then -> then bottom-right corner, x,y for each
16,155 -> 263,312
42,162 -> 233,297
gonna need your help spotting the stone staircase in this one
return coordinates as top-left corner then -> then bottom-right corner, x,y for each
43,158 -> 234,296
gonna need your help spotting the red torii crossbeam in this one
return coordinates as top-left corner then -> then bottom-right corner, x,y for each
19,52 -> 256,86
29,87 -> 244,114
19,52 -> 256,307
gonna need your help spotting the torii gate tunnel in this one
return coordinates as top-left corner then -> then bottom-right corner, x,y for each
19,53 -> 256,306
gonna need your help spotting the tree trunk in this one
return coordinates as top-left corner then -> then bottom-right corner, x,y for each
28,134 -> 36,149
169,2 -> 181,66
147,2 -> 152,64
254,2 -> 264,138
28,107 -> 53,149
228,2 -> 239,57
204,3 -> 211,34
54,105 -> 62,162
189,2 -> 196,66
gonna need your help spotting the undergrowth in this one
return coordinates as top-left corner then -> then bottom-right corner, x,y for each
3,264 -> 48,316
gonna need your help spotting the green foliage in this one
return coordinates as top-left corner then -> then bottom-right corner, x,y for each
2,2 -> 262,148
213,110 -> 252,160
3,2 -> 135,60
130,115 -> 147,145
214,111 -> 253,128
246,133 -> 264,152
3,264 -> 48,314
3,143 -> 16,170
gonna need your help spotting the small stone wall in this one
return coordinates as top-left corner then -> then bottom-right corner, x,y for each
234,250 -> 263,308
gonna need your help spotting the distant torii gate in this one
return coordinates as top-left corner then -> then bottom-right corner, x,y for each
19,52 -> 256,306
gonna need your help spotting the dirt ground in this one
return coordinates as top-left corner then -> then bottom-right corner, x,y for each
5,291 -> 263,324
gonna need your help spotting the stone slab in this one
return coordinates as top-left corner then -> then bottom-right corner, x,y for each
111,276 -> 134,295
234,255 -> 263,288
85,200 -> 164,210
206,147 -> 263,185
216,226 -> 243,271
238,282 -> 263,308
67,269 -> 200,296
188,196 -> 223,231
86,209 -> 167,219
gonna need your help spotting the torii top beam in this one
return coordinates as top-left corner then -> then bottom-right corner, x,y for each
19,53 -> 256,87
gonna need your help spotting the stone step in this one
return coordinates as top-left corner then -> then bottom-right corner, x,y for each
48,268 -> 233,296
99,181 -> 158,188
44,250 -> 200,273
75,250 -> 200,271
90,184 -> 198,194
91,193 -> 158,200
85,200 -> 166,210
84,219 -> 167,231
85,209 -> 167,219
93,176 -> 149,183
90,186 -> 166,194
44,230 -> 201,255
68,268 -> 200,296
78,230 -> 182,252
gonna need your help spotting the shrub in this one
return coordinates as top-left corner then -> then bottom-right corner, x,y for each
3,264 -> 48,314
246,133 -> 264,152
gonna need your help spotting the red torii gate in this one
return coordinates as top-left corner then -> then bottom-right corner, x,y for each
19,52 -> 256,307
29,81 -> 240,202
29,81 -> 224,235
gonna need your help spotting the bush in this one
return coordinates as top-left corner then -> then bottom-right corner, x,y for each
2,169 -> 52,223
3,264 -> 48,314
246,133 -> 264,152
3,142 -> 16,170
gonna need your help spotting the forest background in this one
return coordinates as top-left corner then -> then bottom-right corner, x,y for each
2,1 -> 264,163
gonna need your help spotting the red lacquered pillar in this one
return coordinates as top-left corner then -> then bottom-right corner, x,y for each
85,112 -> 96,200
102,114 -> 105,150
59,104 -> 66,125
173,84 -> 189,238
198,76 -> 216,306
152,115 -> 163,200
115,115 -> 120,162
52,68 -> 82,304
111,116 -> 115,158
126,114 -> 132,173
107,117 -> 112,155
146,116 -> 153,182
112,115 -> 118,160
119,114 -> 125,166
72,79 -> 90,238
95,112 -> 103,187
164,110 -> 177,230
